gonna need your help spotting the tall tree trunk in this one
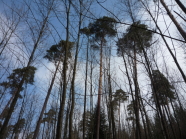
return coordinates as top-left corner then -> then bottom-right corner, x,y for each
139,42 -> 168,139
63,100 -> 70,139
140,0 -> 186,83
133,46 -> 141,139
137,31 -> 169,138
175,0 -> 186,15
56,1 -> 71,139
95,37 -> 104,139
69,1 -> 82,138
0,92 -> 15,119
118,101 -> 121,139
170,99 -> 182,138
105,30 -> 113,138
160,0 -> 186,41
108,73 -> 116,139
164,105 -> 177,139
0,9 -> 21,56
121,52 -> 136,138
106,44 -> 116,138
0,6 -> 52,138
139,92 -> 152,139
139,104 -> 147,139
83,36 -> 89,139
13,87 -> 27,139
33,61 -> 60,139
90,47 -> 94,139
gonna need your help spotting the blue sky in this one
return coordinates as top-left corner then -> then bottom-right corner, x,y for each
0,0 -> 186,127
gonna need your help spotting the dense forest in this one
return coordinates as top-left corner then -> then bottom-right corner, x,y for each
0,0 -> 186,139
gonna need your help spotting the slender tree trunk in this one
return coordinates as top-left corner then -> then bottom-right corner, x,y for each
21,99 -> 35,139
121,52 -> 136,138
0,11 -> 21,56
90,47 -> 94,139
160,0 -> 186,41
164,104 -> 177,139
12,87 -> 27,139
95,37 -> 104,139
140,0 -> 186,84
69,1 -> 82,138
105,56 -> 111,138
63,100 -> 70,139
170,99 -> 182,138
42,121 -> 46,139
139,93 -> 152,139
33,61 -> 60,139
0,4 -> 52,137
175,0 -> 186,14
137,32 -> 169,138
133,46 -> 141,139
0,92 -> 15,119
83,37 -> 89,139
107,99 -> 111,139
108,73 -> 116,139
118,101 -> 121,139
53,107 -> 58,139
110,102 -> 116,139
56,1 -> 71,139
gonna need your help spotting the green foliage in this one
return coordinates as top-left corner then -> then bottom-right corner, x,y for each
0,117 -> 25,137
151,70 -> 176,105
111,89 -> 128,117
89,16 -> 117,40
81,16 -> 117,43
8,66 -> 36,85
173,104 -> 186,138
79,110 -> 94,139
117,21 -> 152,55
79,106 -> 109,139
0,66 -> 36,97
13,118 -> 25,134
126,101 -> 135,121
0,107 -> 9,119
80,27 -> 91,36
44,40 -> 74,63
151,113 -> 165,139
97,108 -> 109,139
112,89 -> 128,104
42,108 -> 56,124
0,124 -> 14,138
5,66 -> 36,85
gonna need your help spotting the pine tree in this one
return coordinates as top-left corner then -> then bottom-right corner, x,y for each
151,70 -> 176,106
83,16 -> 117,139
79,106 -> 109,139
0,67 -> 36,121
33,40 -> 74,139
117,21 -> 152,139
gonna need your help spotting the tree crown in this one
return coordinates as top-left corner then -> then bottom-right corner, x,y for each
117,21 -> 152,55
81,16 -> 117,42
151,70 -> 176,105
44,40 -> 74,63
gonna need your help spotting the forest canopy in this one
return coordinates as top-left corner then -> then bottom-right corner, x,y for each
0,0 -> 186,139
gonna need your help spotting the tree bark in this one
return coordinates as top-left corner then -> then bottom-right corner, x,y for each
95,37 -> 104,139
175,0 -> 186,14
140,0 -> 186,84
160,0 -> 186,42
0,5 -> 51,137
69,1 -> 82,138
33,61 -> 60,139
133,46 -> 141,139
55,1 -> 71,139
83,34 -> 89,139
